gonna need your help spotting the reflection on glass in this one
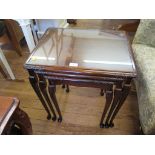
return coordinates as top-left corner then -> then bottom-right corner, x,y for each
83,60 -> 132,66
26,28 -> 134,72
31,56 -> 55,61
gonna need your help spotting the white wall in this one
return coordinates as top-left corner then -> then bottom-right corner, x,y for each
35,19 -> 68,37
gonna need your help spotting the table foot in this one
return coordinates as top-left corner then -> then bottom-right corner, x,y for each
100,89 -> 104,96
109,122 -> 114,128
52,116 -> 57,121
66,85 -> 70,93
47,114 -> 51,120
104,123 -> 109,128
66,89 -> 69,93
62,84 -> 65,89
100,123 -> 105,128
100,92 -> 104,96
58,117 -> 62,122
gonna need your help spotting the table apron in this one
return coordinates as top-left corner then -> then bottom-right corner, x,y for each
35,70 -> 125,83
26,68 -> 133,128
45,75 -> 114,90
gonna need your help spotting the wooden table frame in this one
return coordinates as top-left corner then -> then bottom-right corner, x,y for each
25,29 -> 136,128
26,64 -> 136,128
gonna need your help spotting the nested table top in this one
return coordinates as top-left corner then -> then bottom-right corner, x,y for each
25,28 -> 136,77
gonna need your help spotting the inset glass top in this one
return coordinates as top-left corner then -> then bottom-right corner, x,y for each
26,28 -> 135,73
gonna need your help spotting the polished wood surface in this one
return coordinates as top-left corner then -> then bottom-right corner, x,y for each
0,96 -> 32,134
0,96 -> 15,124
0,19 -> 140,134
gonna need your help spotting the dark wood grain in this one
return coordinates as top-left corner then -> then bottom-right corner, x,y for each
0,96 -> 32,135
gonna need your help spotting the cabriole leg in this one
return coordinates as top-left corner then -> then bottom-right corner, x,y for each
38,74 -> 57,121
66,84 -> 70,93
100,89 -> 104,96
48,80 -> 63,122
100,86 -> 113,128
108,84 -> 131,127
28,70 -> 51,120
104,84 -> 122,128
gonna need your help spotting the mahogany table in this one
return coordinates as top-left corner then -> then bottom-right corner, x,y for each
25,28 -> 136,128
0,96 -> 32,134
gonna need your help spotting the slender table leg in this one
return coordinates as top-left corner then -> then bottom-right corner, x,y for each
108,84 -> 131,127
62,84 -> 65,89
28,70 -> 52,120
66,84 -> 70,93
104,84 -> 122,128
62,84 -> 70,92
48,80 -> 62,122
100,87 -> 113,128
38,74 -> 57,121
100,89 -> 104,96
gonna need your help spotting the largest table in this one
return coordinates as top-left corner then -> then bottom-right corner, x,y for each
25,28 -> 136,128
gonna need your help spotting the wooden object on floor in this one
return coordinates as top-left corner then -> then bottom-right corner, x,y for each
4,19 -> 23,56
0,20 -> 23,80
67,19 -> 77,25
118,20 -> 140,32
0,96 -> 32,135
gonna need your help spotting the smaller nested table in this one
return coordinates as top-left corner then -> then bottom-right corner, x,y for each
25,28 -> 136,128
0,96 -> 32,135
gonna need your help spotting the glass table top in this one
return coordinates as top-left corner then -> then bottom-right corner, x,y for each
26,28 -> 135,73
